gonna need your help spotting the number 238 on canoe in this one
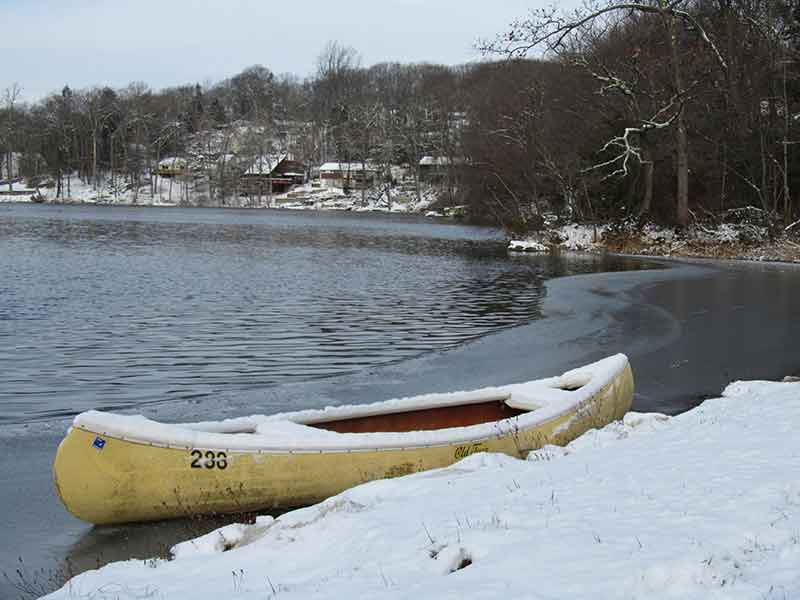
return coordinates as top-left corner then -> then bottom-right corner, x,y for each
189,449 -> 228,470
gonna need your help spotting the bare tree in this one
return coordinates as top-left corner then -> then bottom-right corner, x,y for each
313,42 -> 362,165
2,84 -> 22,191
76,88 -> 118,191
484,0 -> 728,226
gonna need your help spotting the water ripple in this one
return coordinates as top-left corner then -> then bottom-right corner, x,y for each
0,205 -> 647,424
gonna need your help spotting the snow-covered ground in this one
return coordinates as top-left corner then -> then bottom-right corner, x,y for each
509,223 -> 609,254
43,378 -> 800,599
510,220 -> 800,263
0,175 -> 182,206
273,182 -> 438,214
0,174 -> 442,214
507,239 -> 548,253
0,178 -> 38,196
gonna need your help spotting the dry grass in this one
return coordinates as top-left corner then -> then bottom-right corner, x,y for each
602,232 -> 800,263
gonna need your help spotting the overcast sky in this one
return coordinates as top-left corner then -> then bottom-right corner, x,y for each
1,0 -> 541,101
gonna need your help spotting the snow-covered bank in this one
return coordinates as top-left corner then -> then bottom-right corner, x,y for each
0,175 -> 443,215
270,182 -> 438,214
44,379 -> 800,599
510,221 -> 800,263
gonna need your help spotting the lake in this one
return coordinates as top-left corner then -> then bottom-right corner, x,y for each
4,203 -> 800,598
0,204 -> 644,426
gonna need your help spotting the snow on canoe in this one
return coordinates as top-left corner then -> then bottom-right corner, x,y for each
53,354 -> 633,525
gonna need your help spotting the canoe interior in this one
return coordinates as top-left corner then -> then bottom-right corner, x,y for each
310,399 -> 529,434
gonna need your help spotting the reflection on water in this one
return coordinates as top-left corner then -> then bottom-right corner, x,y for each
0,205 -> 648,424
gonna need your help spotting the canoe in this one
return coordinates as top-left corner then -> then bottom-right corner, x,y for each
53,354 -> 633,525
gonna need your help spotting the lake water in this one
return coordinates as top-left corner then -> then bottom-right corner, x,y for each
5,203 -> 800,599
0,204 -> 645,426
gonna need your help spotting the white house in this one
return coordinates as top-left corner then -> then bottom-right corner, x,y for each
319,162 -> 377,189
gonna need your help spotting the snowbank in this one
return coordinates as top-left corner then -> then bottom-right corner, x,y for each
275,183 -> 439,214
509,223 -> 607,254
43,378 -> 800,599
0,174 -> 443,215
1,175 -> 181,207
509,221 -> 800,263
508,239 -> 548,253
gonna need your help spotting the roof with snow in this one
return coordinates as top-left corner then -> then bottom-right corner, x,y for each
419,156 -> 451,167
244,154 -> 288,175
319,162 -> 377,173
419,156 -> 467,167
158,157 -> 187,168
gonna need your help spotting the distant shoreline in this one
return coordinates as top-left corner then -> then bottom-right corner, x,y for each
510,221 -> 800,264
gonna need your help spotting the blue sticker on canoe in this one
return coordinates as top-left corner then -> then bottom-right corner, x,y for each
92,436 -> 106,450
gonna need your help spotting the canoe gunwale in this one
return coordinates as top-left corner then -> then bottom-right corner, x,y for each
70,420 -> 519,455
68,356 -> 629,454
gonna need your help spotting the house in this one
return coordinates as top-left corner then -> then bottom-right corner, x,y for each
419,156 -> 467,183
239,154 -> 305,196
156,157 -> 189,177
419,156 -> 452,180
319,162 -> 377,190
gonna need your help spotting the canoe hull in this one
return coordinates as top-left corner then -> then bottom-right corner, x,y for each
54,363 -> 633,525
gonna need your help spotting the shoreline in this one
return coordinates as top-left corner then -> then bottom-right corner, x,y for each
3,233 -> 800,597
0,179 -> 442,216
40,358 -> 800,599
7,196 -> 798,265
510,221 -> 800,265
36,254 -> 800,598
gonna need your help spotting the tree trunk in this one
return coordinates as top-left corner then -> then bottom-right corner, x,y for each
153,147 -> 160,199
675,117 -> 689,226
761,129 -> 772,213
666,12 -> 689,227
111,135 -> 116,202
92,130 -> 98,191
783,61 -> 792,226
720,142 -> 727,213
218,136 -> 229,205
639,145 -> 654,218
413,160 -> 422,205
361,159 -> 367,206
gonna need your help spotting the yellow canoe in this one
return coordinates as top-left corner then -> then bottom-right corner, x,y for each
54,354 -> 633,525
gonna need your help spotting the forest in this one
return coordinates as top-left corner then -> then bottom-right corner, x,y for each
0,0 -> 798,233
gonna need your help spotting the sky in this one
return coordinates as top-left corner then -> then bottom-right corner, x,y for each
1,0 -> 541,102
